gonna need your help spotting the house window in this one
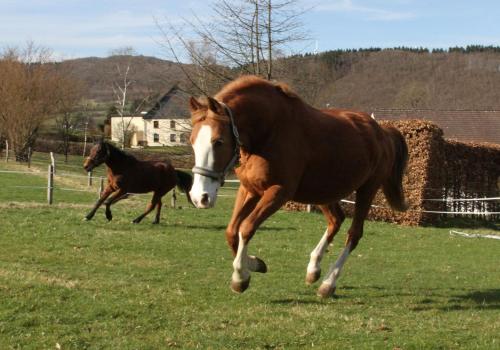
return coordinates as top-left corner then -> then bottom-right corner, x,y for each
170,120 -> 176,129
180,133 -> 188,143
153,121 -> 159,129
153,133 -> 160,142
170,134 -> 176,142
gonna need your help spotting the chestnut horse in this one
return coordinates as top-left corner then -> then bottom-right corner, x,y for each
83,140 -> 192,224
189,76 -> 408,298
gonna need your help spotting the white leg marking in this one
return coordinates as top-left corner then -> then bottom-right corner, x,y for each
307,229 -> 330,276
232,232 -> 250,283
321,241 -> 352,289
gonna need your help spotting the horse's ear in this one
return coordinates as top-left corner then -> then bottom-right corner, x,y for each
207,97 -> 225,115
189,97 -> 203,112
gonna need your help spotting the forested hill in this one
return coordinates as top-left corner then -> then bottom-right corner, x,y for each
62,47 -> 500,110
59,55 -> 190,102
281,46 -> 500,110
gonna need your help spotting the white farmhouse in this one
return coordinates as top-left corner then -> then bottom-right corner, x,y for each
110,85 -> 191,147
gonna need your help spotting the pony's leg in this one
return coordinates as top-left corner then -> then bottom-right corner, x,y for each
132,192 -> 162,224
225,185 -> 260,256
104,189 -> 127,221
231,185 -> 288,293
152,199 -> 162,224
317,186 -> 378,298
306,203 -> 345,284
85,186 -> 114,220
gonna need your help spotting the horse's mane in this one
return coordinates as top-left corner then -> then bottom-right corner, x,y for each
104,141 -> 137,162
217,75 -> 302,101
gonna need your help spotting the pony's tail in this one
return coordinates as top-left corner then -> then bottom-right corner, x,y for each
382,127 -> 409,212
175,170 -> 193,205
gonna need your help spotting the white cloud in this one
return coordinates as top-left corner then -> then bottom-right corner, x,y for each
315,0 -> 416,21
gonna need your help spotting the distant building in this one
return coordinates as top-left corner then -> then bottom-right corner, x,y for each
111,85 -> 191,147
374,108 -> 500,144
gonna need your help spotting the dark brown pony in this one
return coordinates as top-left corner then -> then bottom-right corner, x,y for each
188,76 -> 408,297
83,140 -> 192,224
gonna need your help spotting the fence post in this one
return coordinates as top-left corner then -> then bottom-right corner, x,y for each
98,177 -> 104,198
171,188 -> 177,208
5,140 -> 8,162
87,171 -> 93,187
50,152 -> 56,174
306,204 -> 312,213
47,165 -> 54,205
27,147 -> 32,168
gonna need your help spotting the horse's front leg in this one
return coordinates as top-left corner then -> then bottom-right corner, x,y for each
85,186 -> 114,221
231,185 -> 288,293
104,189 -> 127,221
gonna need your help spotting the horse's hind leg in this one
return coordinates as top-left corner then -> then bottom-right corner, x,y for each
306,202 -> 345,285
317,185 -> 378,298
152,200 -> 162,224
132,192 -> 162,224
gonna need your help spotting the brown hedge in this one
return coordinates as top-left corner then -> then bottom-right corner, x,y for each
284,119 -> 500,226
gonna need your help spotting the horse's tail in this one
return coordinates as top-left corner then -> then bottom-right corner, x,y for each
382,127 -> 409,212
175,169 -> 193,205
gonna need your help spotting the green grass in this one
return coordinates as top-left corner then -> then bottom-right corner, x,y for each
0,160 -> 499,349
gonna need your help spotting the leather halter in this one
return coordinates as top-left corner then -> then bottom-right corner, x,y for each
192,101 -> 242,185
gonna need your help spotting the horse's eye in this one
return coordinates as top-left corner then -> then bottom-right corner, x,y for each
213,139 -> 224,147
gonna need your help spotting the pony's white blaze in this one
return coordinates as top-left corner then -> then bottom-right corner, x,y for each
190,125 -> 220,208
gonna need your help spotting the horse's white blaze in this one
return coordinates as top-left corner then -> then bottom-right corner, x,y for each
232,232 -> 250,283
190,125 -> 220,208
307,229 -> 330,276
321,241 -> 352,289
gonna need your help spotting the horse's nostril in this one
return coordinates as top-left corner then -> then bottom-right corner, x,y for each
201,193 -> 209,206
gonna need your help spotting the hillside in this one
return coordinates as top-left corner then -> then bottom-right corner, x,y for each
60,55 -> 190,102
280,48 -> 500,110
60,48 -> 500,111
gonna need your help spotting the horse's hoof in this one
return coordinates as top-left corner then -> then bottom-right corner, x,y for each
317,283 -> 336,298
253,257 -> 267,273
231,277 -> 250,294
152,221 -> 159,225
105,213 -> 112,221
305,269 -> 321,285
84,216 -> 92,221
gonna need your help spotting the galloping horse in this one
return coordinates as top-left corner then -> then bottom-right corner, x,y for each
83,140 -> 192,224
188,76 -> 408,298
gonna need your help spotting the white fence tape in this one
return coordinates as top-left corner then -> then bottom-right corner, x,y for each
423,197 -> 500,202
450,230 -> 500,240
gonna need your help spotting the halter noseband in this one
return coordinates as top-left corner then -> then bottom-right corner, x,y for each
192,101 -> 242,185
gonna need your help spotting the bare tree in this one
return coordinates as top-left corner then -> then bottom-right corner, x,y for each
109,47 -> 153,148
0,42 -> 81,161
158,0 -> 308,93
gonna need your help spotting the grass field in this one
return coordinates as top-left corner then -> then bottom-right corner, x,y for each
0,157 -> 499,349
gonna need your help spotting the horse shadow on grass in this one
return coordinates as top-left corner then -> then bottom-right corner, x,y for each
271,286 -> 500,310
183,224 -> 295,232
405,288 -> 500,312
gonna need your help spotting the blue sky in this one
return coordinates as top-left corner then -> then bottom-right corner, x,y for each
1,0 -> 499,60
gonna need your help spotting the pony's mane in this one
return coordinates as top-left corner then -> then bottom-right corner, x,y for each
217,75 -> 302,101
104,141 -> 137,161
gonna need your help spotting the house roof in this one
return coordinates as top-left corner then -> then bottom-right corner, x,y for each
143,85 -> 190,120
373,108 -> 500,144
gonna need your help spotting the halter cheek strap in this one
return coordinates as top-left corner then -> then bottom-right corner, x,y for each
192,101 -> 242,185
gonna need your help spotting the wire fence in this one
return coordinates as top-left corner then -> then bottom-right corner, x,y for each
1,150 -> 499,217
